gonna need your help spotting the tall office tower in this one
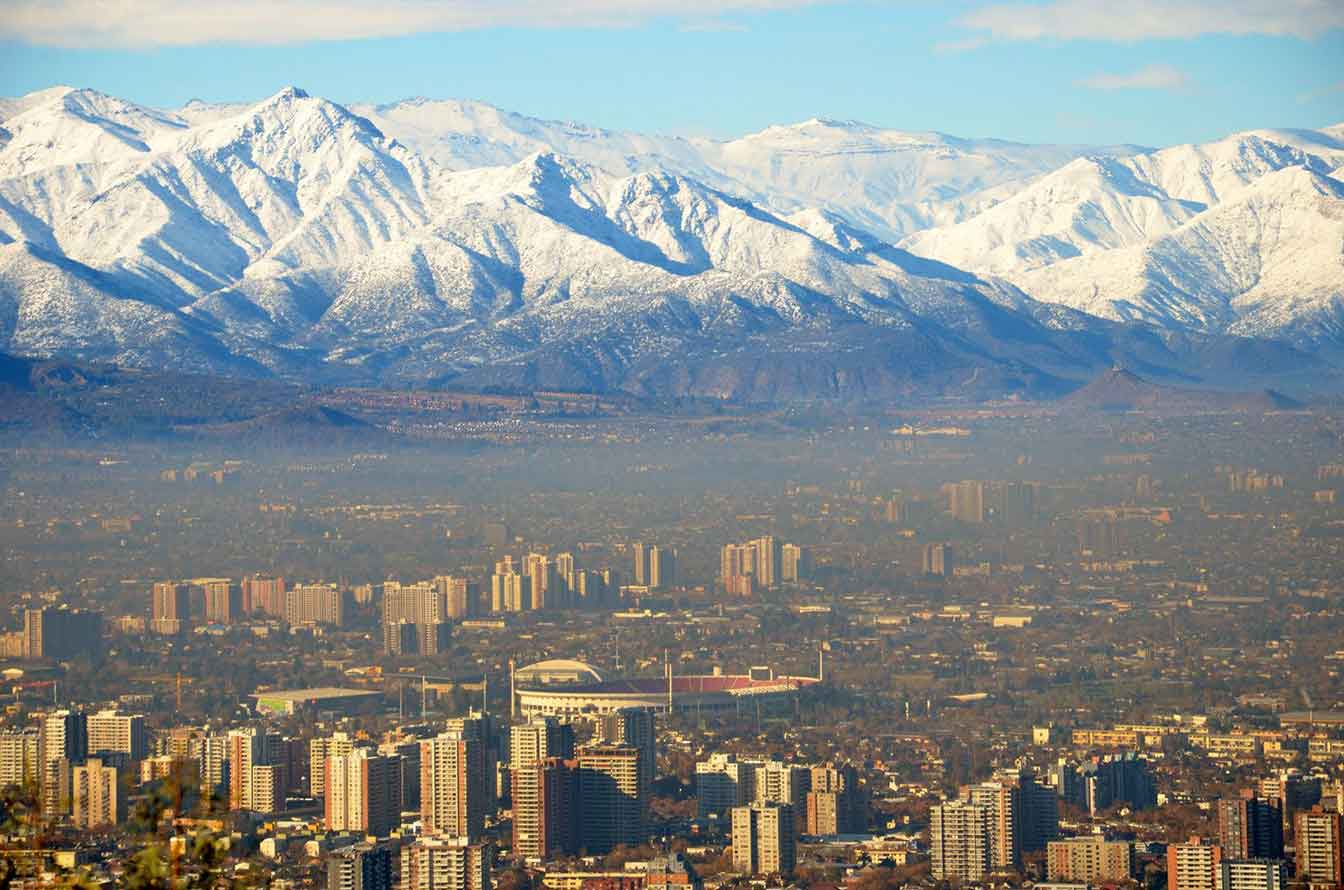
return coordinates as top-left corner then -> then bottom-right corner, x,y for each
577,744 -> 643,853
1220,860 -> 1288,890
1295,808 -> 1343,887
72,758 -> 120,828
967,778 -> 1021,870
87,710 -> 148,761
325,748 -> 403,838
1003,769 -> 1061,854
1167,838 -> 1223,890
648,546 -> 675,591
421,729 -> 485,840
285,583 -> 345,626
554,553 -> 576,600
328,843 -> 394,890
696,753 -> 759,818
525,554 -> 556,610
197,578 -> 241,625
780,544 -> 804,584
23,606 -> 103,660
0,728 -> 40,787
484,521 -> 510,550
922,543 -> 953,578
242,575 -> 286,616
806,762 -> 862,835
731,801 -> 796,876
632,542 -> 650,586
151,582 -> 191,634
949,480 -> 986,523
1081,753 -> 1158,814
510,717 -> 575,771
491,570 -> 530,612
755,761 -> 812,809
1046,837 -> 1134,882
930,800 -> 992,882
401,837 -> 492,890
512,757 -> 579,860
752,536 -> 782,588
1220,792 -> 1285,859
600,708 -> 656,809
435,576 -> 473,619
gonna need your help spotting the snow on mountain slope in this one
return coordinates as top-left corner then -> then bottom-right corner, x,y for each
900,155 -> 1206,275
2,82 -> 1341,395
346,99 -> 1141,242
1010,166 -> 1344,343
901,128 -> 1344,271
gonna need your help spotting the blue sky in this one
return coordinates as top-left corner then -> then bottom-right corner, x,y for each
2,0 -> 1342,147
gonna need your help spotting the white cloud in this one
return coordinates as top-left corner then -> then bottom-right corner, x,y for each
957,0 -> 1344,42
1078,64 -> 1192,91
0,0 -> 830,48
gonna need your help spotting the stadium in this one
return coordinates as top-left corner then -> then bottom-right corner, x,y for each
510,657 -> 823,718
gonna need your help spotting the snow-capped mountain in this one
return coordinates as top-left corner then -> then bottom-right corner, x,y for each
1,84 -> 1341,399
1011,166 -> 1344,344
350,98 -> 1143,242
897,126 -> 1344,347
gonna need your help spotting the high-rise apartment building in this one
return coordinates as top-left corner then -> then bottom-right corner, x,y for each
1220,859 -> 1288,890
490,570 -> 531,612
435,576 -> 473,619
196,578 -> 241,625
930,800 -> 991,882
780,544 -> 805,584
600,708 -> 656,811
1167,838 -> 1223,890
577,744 -> 643,854
421,729 -> 485,840
632,542 -> 650,587
949,480 -> 986,523
731,801 -> 796,876
328,843 -> 394,890
310,733 -> 357,799
325,748 -> 403,838
0,728 -> 40,787
806,762 -> 862,835
696,753 -> 759,818
87,710 -> 148,761
284,583 -> 344,626
151,582 -> 191,634
510,717 -> 575,771
228,727 -> 286,813
401,837 -> 492,890
1079,753 -> 1157,814
754,760 -> 811,810
23,607 -> 102,660
242,575 -> 286,616
1046,836 -> 1134,882
1219,792 -> 1285,859
1295,808 -> 1343,887
967,778 -> 1021,870
648,546 -> 675,590
922,543 -> 953,578
72,758 -> 120,828
511,757 -> 579,861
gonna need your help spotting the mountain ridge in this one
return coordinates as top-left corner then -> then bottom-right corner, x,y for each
1,84 -> 1342,402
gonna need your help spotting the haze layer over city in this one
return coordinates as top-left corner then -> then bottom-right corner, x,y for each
1,2 -> 1344,889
